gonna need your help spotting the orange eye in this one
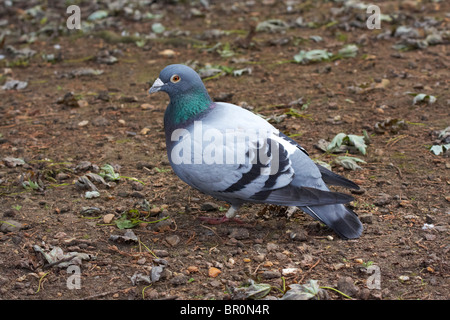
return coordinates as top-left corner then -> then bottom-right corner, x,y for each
170,74 -> 181,83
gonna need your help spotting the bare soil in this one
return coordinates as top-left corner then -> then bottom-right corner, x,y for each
0,0 -> 449,301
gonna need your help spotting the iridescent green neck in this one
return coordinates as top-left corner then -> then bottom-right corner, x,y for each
165,89 -> 213,126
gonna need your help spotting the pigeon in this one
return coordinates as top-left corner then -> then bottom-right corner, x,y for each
149,64 -> 363,239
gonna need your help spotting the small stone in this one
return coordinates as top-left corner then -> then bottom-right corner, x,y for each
399,275 -> 410,282
77,100 -> 89,108
201,202 -> 219,211
159,49 -> 178,58
281,268 -> 299,276
263,261 -> 273,267
337,276 -> 358,297
187,266 -> 199,273
120,96 -> 138,103
266,243 -> 279,252
92,116 -> 109,127
131,181 -> 144,191
289,230 -> 307,242
360,213 -> 373,224
140,103 -> 155,110
56,173 -> 70,180
333,263 -> 345,270
103,214 -> 115,224
153,249 -> 169,257
423,233 -> 436,241
78,120 -> 89,127
130,191 -> 145,198
0,220 -> 23,233
357,288 -> 371,300
425,215 -> 434,224
165,235 -> 180,247
261,271 -> 281,279
374,193 -> 392,206
170,274 -> 187,286
254,254 -> 265,262
208,267 -> 221,278
3,209 -> 16,218
228,228 -> 250,240
351,187 -> 366,195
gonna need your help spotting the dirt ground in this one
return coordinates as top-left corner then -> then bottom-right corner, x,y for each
0,0 -> 449,301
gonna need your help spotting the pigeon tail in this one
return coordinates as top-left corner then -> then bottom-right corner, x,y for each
300,204 -> 363,239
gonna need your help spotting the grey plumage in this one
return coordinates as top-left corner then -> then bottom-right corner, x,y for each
149,64 -> 363,239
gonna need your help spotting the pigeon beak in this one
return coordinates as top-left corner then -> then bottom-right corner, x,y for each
148,78 -> 165,94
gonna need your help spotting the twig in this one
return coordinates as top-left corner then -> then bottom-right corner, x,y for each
142,284 -> 152,299
43,256 -> 76,269
320,286 -> 353,300
81,289 -> 124,300
36,272 -> 50,293
200,224 -> 224,243
298,259 -> 321,283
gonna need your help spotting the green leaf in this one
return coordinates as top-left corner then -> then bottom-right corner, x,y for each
99,164 -> 120,181
327,133 -> 347,152
87,10 -> 108,21
412,93 -> 436,105
245,281 -> 272,300
430,144 -> 450,156
334,156 -> 366,170
294,49 -> 332,64
346,134 -> 367,155
281,280 -> 322,300
338,44 -> 359,58
151,23 -> 165,34
256,19 -> 289,33
115,213 -> 139,229
327,133 -> 367,155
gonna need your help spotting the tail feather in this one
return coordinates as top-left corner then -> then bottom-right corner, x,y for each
300,204 -> 363,239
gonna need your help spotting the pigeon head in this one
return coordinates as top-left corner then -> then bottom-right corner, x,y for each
149,64 -> 213,125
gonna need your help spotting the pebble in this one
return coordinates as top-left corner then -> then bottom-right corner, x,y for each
92,116 -> 109,127
130,191 -> 145,198
0,220 -> 23,233
153,249 -> 169,257
165,234 -> 180,247
228,228 -> 249,240
289,230 -> 307,242
56,173 -> 70,180
281,268 -> 299,276
170,274 -> 187,286
337,276 -> 358,297
200,202 -> 219,211
131,181 -> 144,191
140,103 -> 155,110
187,266 -> 199,273
3,209 -> 16,218
103,214 -> 115,224
266,243 -> 279,252
261,271 -> 281,279
208,267 -> 221,278
159,49 -> 178,58
399,275 -> 410,282
374,193 -> 392,206
360,213 -> 373,224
